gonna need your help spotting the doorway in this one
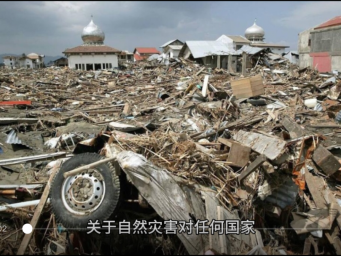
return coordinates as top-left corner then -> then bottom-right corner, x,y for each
94,63 -> 101,70
86,64 -> 93,71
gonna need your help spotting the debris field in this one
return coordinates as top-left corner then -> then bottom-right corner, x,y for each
1,54 -> 341,255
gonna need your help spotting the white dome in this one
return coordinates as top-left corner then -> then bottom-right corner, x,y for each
245,21 -> 265,41
81,18 -> 105,45
27,53 -> 39,59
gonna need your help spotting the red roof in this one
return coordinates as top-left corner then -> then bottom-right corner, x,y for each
63,45 -> 121,54
134,48 -> 160,54
315,16 -> 341,30
134,54 -> 145,61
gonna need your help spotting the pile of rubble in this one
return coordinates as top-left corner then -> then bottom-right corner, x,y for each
1,55 -> 341,255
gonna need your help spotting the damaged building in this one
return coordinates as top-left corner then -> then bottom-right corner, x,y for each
298,16 -> 341,72
178,20 -> 290,71
133,47 -> 160,62
53,57 -> 68,67
216,20 -> 289,55
160,39 -> 184,59
3,53 -> 45,69
63,18 -> 121,70
178,41 -> 239,70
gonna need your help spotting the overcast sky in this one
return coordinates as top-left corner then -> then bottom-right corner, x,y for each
0,1 -> 340,56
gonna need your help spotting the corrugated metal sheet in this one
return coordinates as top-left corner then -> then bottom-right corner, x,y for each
264,178 -> 298,209
6,129 -> 23,144
225,35 -> 250,43
250,42 -> 290,48
147,54 -> 160,61
236,45 -> 265,55
185,41 -> 238,58
160,39 -> 177,48
5,130 -> 32,149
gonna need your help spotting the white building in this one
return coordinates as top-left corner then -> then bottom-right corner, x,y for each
164,45 -> 183,58
3,53 -> 45,69
63,18 -> 121,70
118,50 -> 134,63
216,35 -> 250,50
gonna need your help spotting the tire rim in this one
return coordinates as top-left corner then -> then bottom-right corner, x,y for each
61,168 -> 106,215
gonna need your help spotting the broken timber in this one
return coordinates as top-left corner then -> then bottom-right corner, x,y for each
218,138 -> 250,167
233,130 -> 286,160
313,144 -> 341,176
282,116 -> 305,139
17,166 -> 59,255
238,154 -> 267,183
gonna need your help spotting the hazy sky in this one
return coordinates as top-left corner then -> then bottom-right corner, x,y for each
0,1 -> 340,56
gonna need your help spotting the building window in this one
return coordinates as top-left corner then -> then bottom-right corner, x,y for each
308,39 -> 311,47
109,63 -> 112,69
82,64 -> 85,70
76,64 -> 78,69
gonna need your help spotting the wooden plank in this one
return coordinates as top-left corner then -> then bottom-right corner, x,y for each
0,100 -> 32,106
304,165 -> 326,209
250,80 -> 264,86
249,75 -> 263,82
202,75 -> 209,97
202,191 -> 221,253
303,237 -> 312,255
227,142 -> 250,167
326,190 -> 341,228
231,87 -> 255,93
17,166 -> 59,255
251,87 -> 265,93
231,82 -> 251,89
217,137 -> 233,148
193,116 -> 263,140
63,156 -> 117,178
122,102 -> 131,116
238,154 -> 267,183
325,224 -> 341,255
0,118 -> 38,125
251,88 -> 265,94
312,144 -> 341,176
217,206 -> 263,252
282,116 -> 305,139
233,130 -> 286,160
217,207 -> 228,254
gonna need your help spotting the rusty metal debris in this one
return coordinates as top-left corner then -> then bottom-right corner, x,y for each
1,55 -> 341,255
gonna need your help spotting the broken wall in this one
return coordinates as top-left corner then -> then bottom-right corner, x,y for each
331,55 -> 341,72
311,26 -> 341,53
298,28 -> 313,69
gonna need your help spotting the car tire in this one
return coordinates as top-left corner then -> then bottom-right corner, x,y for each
51,153 -> 121,231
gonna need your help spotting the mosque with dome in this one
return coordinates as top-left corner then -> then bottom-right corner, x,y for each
63,17 -> 122,70
61,18 -> 289,71
217,20 -> 289,55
